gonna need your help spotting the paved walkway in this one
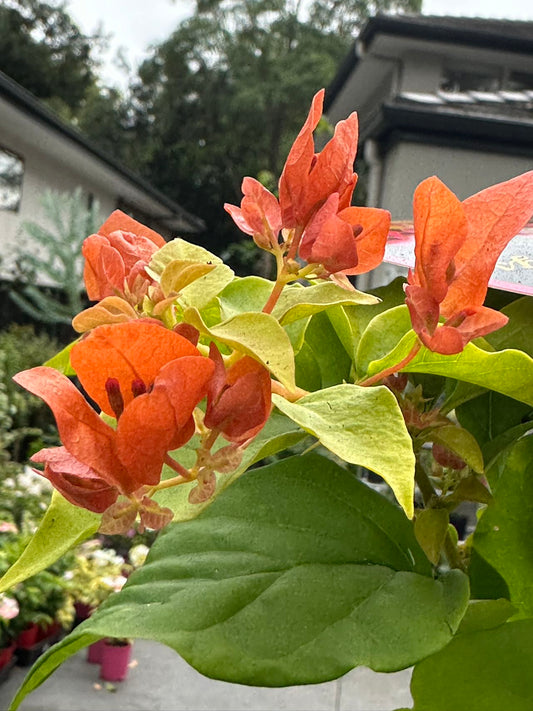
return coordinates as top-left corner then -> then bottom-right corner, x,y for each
0,640 -> 413,711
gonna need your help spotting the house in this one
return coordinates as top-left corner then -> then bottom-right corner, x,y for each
325,15 -> 533,288
0,70 -> 204,282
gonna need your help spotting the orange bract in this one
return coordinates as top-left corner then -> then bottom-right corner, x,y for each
13,323 -> 215,510
70,322 -> 200,417
82,210 -> 164,302
406,173 -> 533,354
205,345 -> 272,443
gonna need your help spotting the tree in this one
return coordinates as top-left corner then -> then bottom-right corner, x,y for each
0,0 -> 103,115
129,0 -> 421,258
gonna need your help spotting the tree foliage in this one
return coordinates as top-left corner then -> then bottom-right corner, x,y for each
0,0 -> 103,116
127,0 -> 421,256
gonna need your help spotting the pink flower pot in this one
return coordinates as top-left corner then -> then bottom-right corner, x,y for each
0,642 -> 16,670
16,623 -> 39,649
86,639 -> 106,664
99,640 -> 132,682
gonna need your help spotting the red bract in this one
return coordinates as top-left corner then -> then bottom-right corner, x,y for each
224,177 -> 282,250
204,345 -> 272,443
279,89 -> 358,230
13,322 -> 214,514
299,193 -> 391,275
406,173 -> 533,354
83,210 -> 165,302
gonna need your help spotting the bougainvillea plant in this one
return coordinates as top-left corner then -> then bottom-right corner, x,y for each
2,88 -> 533,710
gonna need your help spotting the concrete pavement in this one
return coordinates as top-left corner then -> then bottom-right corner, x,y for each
0,640 -> 413,711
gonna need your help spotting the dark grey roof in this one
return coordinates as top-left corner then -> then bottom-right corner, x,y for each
325,15 -> 533,111
359,14 -> 533,51
0,70 -> 205,233
396,90 -> 533,121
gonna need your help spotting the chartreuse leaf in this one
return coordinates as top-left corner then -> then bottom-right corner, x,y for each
44,339 -> 78,376
148,237 -> 234,310
0,491 -> 99,593
272,281 -> 378,325
10,454 -> 469,708
273,384 -> 415,517
183,307 -> 295,390
409,619 -> 533,711
473,436 -> 533,618
356,305 -> 416,378
148,238 -> 222,275
218,276 -> 273,319
154,411 -> 308,521
366,339 -> 533,408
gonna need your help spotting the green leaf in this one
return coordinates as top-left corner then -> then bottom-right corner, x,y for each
457,599 -> 516,635
414,509 -> 449,566
273,384 -> 416,517
183,307 -> 296,390
11,455 -> 469,705
375,342 -> 533,408
418,425 -> 484,473
218,276 -> 273,319
272,281 -> 378,325
410,619 -> 533,711
295,311 -> 352,389
43,339 -> 78,375
356,305 -> 414,377
456,391 -> 532,447
473,436 -> 533,618
0,491 -> 99,593
485,296 -> 533,356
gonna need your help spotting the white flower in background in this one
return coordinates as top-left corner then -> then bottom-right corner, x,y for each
0,521 -> 18,533
101,575 -> 127,593
18,466 -> 53,496
129,544 -> 149,568
0,594 -> 19,621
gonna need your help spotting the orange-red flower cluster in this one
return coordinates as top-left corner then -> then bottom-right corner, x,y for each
225,89 -> 390,277
14,320 -> 272,531
82,210 -> 165,303
406,173 -> 533,354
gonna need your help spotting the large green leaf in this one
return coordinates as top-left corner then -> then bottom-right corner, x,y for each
0,492 -> 99,593
272,384 -> 415,517
473,435 -> 533,617
410,619 -> 533,711
184,307 -> 296,390
10,455 -> 469,708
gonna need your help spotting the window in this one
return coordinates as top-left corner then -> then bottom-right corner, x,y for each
440,68 -> 501,93
0,146 -> 24,211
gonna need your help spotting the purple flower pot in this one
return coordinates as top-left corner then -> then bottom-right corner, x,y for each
99,640 -> 132,682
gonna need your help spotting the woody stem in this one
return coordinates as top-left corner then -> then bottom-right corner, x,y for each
163,454 -> 192,479
357,342 -> 421,387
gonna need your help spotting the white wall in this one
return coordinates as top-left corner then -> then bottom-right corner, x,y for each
379,141 -> 533,219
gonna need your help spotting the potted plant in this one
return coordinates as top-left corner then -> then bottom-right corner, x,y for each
99,637 -> 133,681
0,593 -> 19,679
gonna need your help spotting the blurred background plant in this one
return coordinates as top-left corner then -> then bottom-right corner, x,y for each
8,188 -> 101,327
0,324 -> 60,531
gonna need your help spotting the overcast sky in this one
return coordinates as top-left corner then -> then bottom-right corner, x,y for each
65,0 -> 533,88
